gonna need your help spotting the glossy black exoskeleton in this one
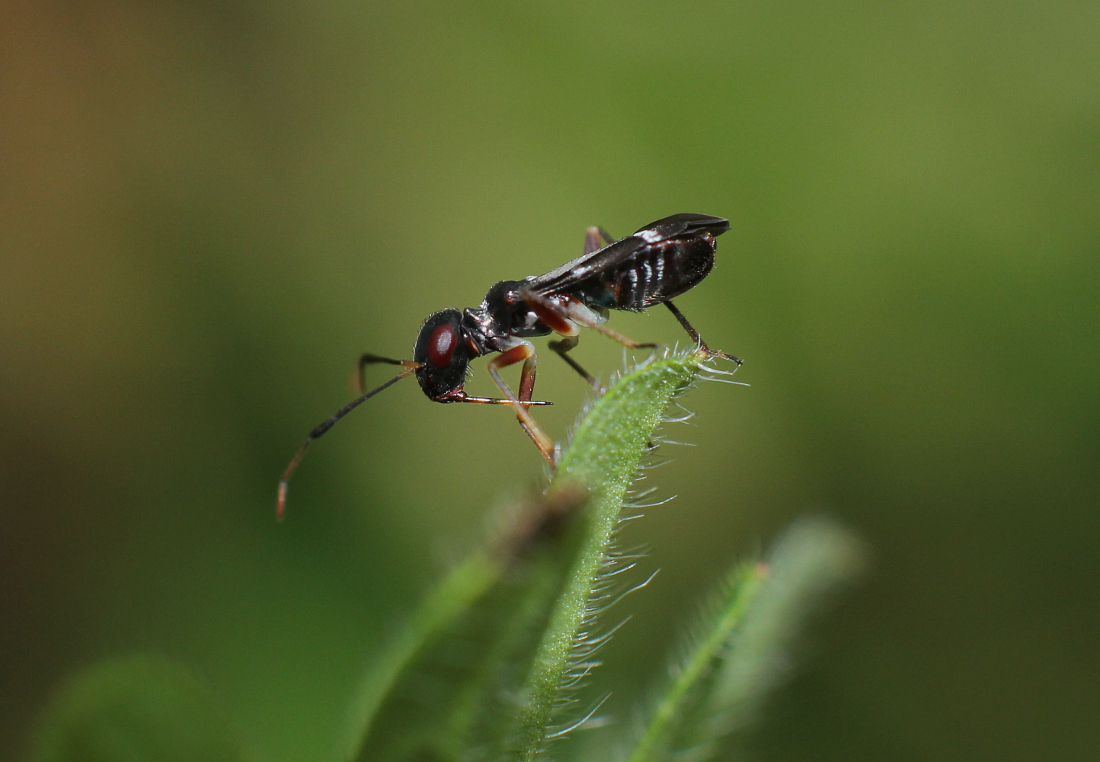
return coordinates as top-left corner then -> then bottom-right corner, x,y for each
277,213 -> 739,518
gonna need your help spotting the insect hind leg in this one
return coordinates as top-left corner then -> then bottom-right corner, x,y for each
664,301 -> 742,365
584,226 -> 616,255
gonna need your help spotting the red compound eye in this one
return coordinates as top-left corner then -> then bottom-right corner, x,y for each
427,324 -> 457,368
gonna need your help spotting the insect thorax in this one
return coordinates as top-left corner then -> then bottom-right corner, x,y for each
463,280 -> 551,354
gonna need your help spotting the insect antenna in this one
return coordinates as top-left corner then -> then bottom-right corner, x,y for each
277,363 -> 418,520
358,353 -> 417,393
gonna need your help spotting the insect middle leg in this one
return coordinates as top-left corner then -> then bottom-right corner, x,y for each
520,290 -> 658,352
664,301 -> 742,364
549,332 -> 663,451
486,342 -> 557,466
548,335 -> 605,394
547,308 -> 658,450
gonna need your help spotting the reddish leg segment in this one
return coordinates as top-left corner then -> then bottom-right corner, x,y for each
486,343 -> 556,466
520,289 -> 657,351
584,225 -> 615,255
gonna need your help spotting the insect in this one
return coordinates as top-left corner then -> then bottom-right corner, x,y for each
277,213 -> 739,518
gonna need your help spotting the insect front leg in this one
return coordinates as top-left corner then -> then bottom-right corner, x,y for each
486,341 -> 557,467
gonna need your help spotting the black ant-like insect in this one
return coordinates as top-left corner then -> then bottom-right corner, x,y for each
277,213 -> 739,518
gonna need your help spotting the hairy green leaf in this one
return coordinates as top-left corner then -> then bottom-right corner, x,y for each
349,350 -> 711,762
506,351 -> 707,761
348,489 -> 591,762
624,562 -> 767,762
623,516 -> 863,762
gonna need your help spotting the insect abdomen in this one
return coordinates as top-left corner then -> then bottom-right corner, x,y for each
603,236 -> 716,311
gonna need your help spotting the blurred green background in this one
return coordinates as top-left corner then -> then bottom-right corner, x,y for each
2,1 -> 1097,760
